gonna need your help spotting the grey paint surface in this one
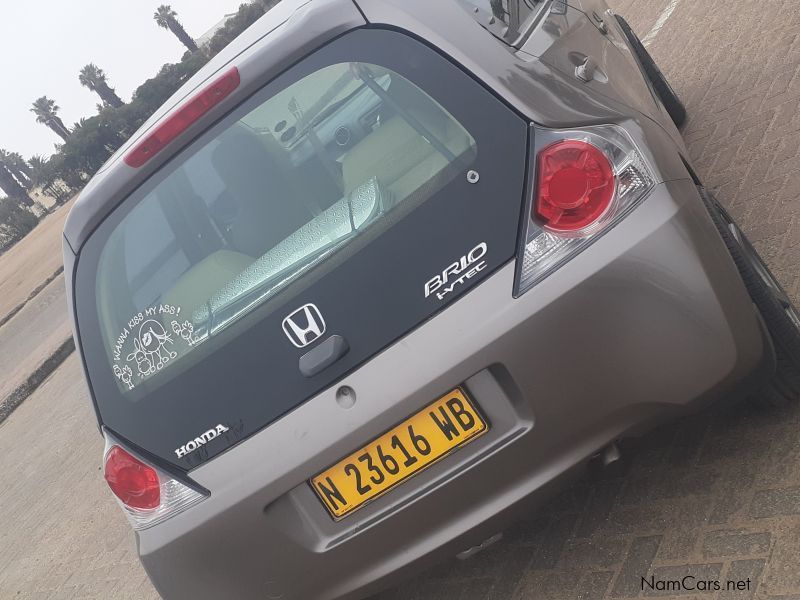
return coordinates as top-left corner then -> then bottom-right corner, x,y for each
62,0 -> 775,598
137,177 -> 768,599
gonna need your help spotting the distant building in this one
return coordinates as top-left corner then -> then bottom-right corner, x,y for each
30,181 -> 70,215
30,186 -> 58,211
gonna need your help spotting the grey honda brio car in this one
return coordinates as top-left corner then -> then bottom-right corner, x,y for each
63,0 -> 800,598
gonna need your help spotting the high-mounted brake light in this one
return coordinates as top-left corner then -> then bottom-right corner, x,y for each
535,140 -> 615,232
124,67 -> 241,168
514,124 -> 656,297
103,439 -> 206,529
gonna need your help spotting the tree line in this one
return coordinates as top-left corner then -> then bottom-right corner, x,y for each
0,1 -> 279,251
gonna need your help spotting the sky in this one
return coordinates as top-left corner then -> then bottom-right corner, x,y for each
0,0 -> 247,159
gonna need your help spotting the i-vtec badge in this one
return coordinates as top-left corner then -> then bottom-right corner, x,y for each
174,424 -> 229,458
424,242 -> 488,301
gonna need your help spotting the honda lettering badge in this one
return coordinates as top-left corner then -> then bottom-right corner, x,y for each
282,303 -> 326,348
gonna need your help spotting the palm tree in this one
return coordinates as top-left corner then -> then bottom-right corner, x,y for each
154,5 -> 198,53
28,155 -> 46,185
0,150 -> 31,189
8,152 -> 32,180
489,0 -> 506,19
72,118 -> 89,133
258,0 -> 282,10
79,64 -> 124,108
0,162 -> 33,207
8,152 -> 32,187
30,97 -> 71,142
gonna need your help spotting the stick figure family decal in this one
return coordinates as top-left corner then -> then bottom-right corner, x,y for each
111,304 -> 199,391
127,319 -> 177,376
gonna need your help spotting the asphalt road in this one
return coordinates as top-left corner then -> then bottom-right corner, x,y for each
0,275 -> 70,403
0,199 -> 73,322
0,355 -> 157,599
3,1 -> 800,599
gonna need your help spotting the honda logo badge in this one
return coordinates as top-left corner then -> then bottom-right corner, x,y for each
282,303 -> 326,348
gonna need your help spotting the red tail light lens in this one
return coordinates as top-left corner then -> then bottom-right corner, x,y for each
104,445 -> 160,510
514,125 -> 656,297
125,67 -> 241,168
534,139 -> 615,232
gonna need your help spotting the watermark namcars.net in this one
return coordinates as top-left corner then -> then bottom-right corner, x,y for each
642,575 -> 752,593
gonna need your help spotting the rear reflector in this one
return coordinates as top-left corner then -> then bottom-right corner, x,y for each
124,67 -> 240,168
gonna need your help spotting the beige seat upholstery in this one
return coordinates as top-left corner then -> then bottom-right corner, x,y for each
161,249 -> 255,320
342,108 -> 473,200
211,126 -> 314,258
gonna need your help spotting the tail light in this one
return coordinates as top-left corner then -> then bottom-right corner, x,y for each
535,140 -> 615,232
124,66 -> 240,168
103,438 -> 205,529
105,446 -> 160,509
514,124 -> 655,297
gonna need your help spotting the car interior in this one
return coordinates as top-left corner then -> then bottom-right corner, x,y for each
96,63 -> 477,382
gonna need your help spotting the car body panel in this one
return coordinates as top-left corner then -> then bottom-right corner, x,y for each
63,0 -> 365,252
70,26 -> 531,471
138,178 -> 767,599
64,0 -> 691,253
354,0 -> 691,164
355,0 -> 628,124
517,3 -> 661,123
61,1 -> 772,598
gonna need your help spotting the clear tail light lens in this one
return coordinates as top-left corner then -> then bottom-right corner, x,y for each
103,438 -> 205,530
514,124 -> 655,296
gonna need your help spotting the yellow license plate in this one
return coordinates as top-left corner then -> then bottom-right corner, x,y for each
311,388 -> 488,519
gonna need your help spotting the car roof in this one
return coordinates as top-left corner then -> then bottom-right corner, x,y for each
64,0 -> 628,252
63,0 -> 364,252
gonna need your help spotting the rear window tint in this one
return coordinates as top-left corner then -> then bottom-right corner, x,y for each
73,29 -> 530,469
95,63 -> 476,394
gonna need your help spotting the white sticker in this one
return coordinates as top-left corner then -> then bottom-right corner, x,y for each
171,320 -> 199,346
111,304 -> 200,391
126,319 -> 177,376
112,364 -> 134,391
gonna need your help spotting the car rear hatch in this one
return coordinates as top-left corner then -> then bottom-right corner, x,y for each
71,28 -> 530,472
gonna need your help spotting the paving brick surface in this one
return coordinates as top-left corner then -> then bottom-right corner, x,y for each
0,356 -> 158,600
4,1 -> 800,599
378,1 -> 800,598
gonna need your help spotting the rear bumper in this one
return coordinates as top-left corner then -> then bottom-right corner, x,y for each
139,178 -> 769,599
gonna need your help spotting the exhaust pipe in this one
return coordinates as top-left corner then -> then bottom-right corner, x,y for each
601,442 -> 621,467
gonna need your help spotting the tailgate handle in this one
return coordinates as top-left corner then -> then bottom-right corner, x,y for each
299,335 -> 350,377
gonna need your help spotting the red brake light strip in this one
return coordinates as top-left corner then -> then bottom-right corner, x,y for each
125,66 -> 241,168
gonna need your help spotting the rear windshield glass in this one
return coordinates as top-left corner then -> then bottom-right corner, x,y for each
94,63 -> 476,394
